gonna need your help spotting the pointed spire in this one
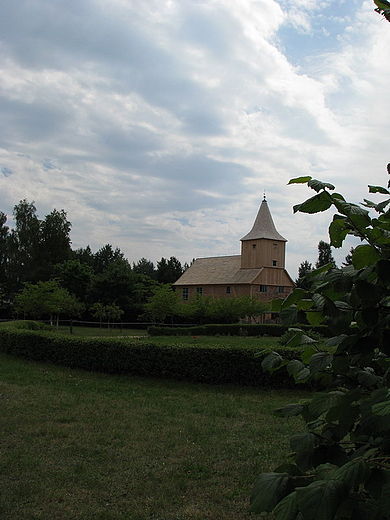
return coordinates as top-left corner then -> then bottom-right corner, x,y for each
241,199 -> 286,242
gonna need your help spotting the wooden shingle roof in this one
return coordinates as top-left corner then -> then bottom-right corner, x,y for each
173,255 -> 263,286
241,199 -> 286,242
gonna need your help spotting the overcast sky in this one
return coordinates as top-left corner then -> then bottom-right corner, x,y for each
1,0 -> 389,277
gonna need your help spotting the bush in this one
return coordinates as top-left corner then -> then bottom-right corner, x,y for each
148,323 -> 332,337
0,320 -> 52,331
0,326 -> 305,388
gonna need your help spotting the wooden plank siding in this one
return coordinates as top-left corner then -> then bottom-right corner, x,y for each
241,238 -> 285,269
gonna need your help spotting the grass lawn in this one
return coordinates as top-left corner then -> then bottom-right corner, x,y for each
54,325 -> 149,338
53,325 -> 281,350
0,351 -> 308,520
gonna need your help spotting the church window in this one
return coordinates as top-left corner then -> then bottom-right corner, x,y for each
182,287 -> 188,300
260,285 -> 268,293
226,286 -> 231,294
278,286 -> 284,293
252,243 -> 257,249
196,287 -> 203,295
272,260 -> 277,266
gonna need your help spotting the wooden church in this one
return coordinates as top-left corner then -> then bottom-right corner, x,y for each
173,197 -> 294,302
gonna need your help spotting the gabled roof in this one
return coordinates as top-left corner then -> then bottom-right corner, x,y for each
241,199 -> 286,242
173,255 -> 262,286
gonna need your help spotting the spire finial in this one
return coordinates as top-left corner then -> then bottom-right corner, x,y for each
263,191 -> 267,201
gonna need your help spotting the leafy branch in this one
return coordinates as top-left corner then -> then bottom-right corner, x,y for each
251,165 -> 390,520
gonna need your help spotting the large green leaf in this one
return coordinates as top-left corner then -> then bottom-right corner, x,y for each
332,458 -> 371,489
261,352 -> 285,372
372,392 -> 390,416
326,334 -> 348,348
309,352 -> 333,375
290,432 -> 318,453
379,481 -> 390,517
374,0 -> 390,10
287,359 -> 305,376
314,463 -> 338,481
306,310 -> 324,326
281,289 -> 306,310
309,391 -> 345,417
301,346 -> 318,364
352,245 -> 381,269
288,176 -> 312,185
329,217 -> 349,248
294,367 -> 311,382
275,402 -> 304,417
308,179 -> 335,192
297,299 -> 314,311
293,192 -> 333,214
312,293 -> 338,317
280,306 -> 301,327
274,491 -> 299,520
368,185 -> 390,195
360,388 -> 390,434
250,472 -> 291,513
357,369 -> 380,388
296,480 -> 347,520
272,298 -> 284,312
333,199 -> 370,220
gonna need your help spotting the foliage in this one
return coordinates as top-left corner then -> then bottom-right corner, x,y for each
374,0 -> 390,22
55,259 -> 94,301
316,240 -> 336,268
342,247 -> 355,267
251,168 -> 390,520
156,256 -> 184,284
1,200 -> 72,298
0,324 -> 303,387
295,260 -> 313,289
178,294 -> 215,324
89,256 -> 138,319
278,327 -> 324,347
148,322 -> 332,338
40,209 -> 72,268
1,320 -> 51,331
90,302 -> 124,327
143,284 -> 181,322
132,257 -> 156,278
177,295 -> 270,324
15,280 -> 84,321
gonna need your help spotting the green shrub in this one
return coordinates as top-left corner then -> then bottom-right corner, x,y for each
148,323 -> 332,337
278,328 -> 324,347
148,323 -> 289,336
0,320 -> 51,331
0,327 -> 304,388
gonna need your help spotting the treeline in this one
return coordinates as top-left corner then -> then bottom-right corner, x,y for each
0,200 -> 188,321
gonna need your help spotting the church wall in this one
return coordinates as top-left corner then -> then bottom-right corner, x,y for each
175,281 -> 293,303
252,267 -> 293,286
241,239 -> 285,269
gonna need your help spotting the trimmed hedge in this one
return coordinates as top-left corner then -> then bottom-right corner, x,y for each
0,323 -> 305,388
148,323 -> 332,337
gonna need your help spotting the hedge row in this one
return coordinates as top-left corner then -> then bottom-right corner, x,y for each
148,323 -> 332,337
0,324 -> 305,388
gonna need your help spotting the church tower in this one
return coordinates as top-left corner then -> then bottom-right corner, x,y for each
240,197 -> 287,269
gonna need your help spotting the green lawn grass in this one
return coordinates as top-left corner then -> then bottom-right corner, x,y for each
53,325 -> 281,350
0,351 -> 308,520
54,325 -> 148,338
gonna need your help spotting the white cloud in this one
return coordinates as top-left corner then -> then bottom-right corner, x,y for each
0,0 -> 389,279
